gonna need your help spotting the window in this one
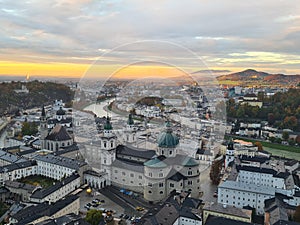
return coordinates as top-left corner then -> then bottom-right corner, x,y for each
122,172 -> 126,175
139,175 -> 142,179
160,191 -> 163,194
188,171 -> 193,176
149,172 -> 152,177
130,174 -> 134,178
159,173 -> 163,177
170,183 -> 174,188
159,183 -> 164,187
148,183 -> 152,187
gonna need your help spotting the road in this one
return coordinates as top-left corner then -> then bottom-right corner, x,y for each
199,165 -> 218,204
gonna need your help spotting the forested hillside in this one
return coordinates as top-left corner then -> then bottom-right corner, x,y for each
0,80 -> 74,115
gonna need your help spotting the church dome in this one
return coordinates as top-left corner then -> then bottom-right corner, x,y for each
56,107 -> 66,116
157,121 -> 179,148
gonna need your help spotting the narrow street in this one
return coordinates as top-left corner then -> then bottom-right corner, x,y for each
199,165 -> 217,204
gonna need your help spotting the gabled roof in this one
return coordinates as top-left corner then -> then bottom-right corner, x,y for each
116,145 -> 156,160
167,170 -> 187,181
46,124 -> 72,141
13,195 -> 79,225
31,173 -> 80,199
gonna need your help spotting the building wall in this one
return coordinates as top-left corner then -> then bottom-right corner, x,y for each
237,170 -> 285,189
218,186 -> 273,214
175,216 -> 202,225
203,209 -> 251,224
36,160 -> 76,180
30,176 -> 80,203
112,166 -> 145,193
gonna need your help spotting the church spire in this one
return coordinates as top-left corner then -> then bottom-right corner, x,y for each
104,116 -> 113,130
41,105 -> 46,117
127,113 -> 134,125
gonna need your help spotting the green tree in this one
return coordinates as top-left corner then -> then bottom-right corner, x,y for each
236,106 -> 245,118
269,137 -> 276,143
288,139 -> 296,146
282,131 -> 289,141
21,122 -> 38,136
85,209 -> 103,225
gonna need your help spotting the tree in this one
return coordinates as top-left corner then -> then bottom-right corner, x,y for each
236,106 -> 245,118
282,131 -> 289,141
254,142 -> 263,151
210,157 -> 224,185
288,139 -> 296,146
267,113 -> 275,125
294,205 -> 300,222
269,137 -> 276,143
296,135 -> 300,145
21,122 -> 38,136
85,209 -> 103,225
283,116 -> 298,130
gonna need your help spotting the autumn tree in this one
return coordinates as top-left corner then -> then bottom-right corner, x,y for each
210,157 -> 224,185
294,205 -> 300,222
254,142 -> 263,151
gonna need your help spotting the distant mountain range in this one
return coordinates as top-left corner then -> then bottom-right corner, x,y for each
217,69 -> 300,86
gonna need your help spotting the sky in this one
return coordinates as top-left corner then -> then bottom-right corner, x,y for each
0,0 -> 300,78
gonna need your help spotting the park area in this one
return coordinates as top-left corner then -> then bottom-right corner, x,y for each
18,175 -> 57,188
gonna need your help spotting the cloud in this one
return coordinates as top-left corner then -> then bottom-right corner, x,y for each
0,0 -> 300,75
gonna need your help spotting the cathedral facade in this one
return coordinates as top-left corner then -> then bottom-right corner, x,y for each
84,115 -> 201,203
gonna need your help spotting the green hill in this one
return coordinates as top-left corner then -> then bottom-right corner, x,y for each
0,80 -> 74,115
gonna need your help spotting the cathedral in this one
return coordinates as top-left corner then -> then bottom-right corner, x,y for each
84,114 -> 201,203
39,106 -> 74,151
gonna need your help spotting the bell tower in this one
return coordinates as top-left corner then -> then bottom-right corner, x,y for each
123,113 -> 137,143
100,117 -> 117,182
39,106 -> 48,149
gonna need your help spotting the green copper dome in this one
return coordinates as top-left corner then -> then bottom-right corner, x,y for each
144,157 -> 167,168
181,157 -> 199,167
104,117 -> 113,130
157,121 -> 179,148
127,113 -> 134,125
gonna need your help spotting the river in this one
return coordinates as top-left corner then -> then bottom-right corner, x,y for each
84,99 -> 118,118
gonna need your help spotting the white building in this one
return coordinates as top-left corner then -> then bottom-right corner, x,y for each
30,173 -> 80,203
33,154 -> 87,183
218,180 -> 275,214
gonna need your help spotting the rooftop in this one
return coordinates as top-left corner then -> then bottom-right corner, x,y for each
203,202 -> 252,219
31,173 -> 80,199
45,124 -> 72,141
219,180 -> 275,195
33,154 -> 87,170
13,195 -> 79,225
